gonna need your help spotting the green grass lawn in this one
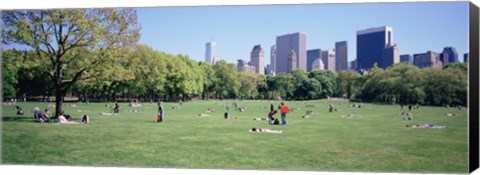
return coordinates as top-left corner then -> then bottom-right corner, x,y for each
1,100 -> 468,173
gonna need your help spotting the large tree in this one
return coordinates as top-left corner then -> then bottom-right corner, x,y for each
2,9 -> 140,117
308,69 -> 337,98
212,60 -> 240,98
337,70 -> 361,99
1,50 -> 21,100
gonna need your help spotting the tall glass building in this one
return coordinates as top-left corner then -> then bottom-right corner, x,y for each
205,40 -> 216,64
275,32 -> 306,73
270,45 -> 276,74
335,41 -> 348,72
356,26 -> 394,69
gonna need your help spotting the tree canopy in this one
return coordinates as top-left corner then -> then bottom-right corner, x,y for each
2,9 -> 140,117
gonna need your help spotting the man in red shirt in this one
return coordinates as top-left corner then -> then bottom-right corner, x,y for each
280,102 -> 290,125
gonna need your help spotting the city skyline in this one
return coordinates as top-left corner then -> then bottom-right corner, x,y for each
137,2 -> 468,65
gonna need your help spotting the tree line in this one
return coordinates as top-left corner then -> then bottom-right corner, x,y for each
3,46 -> 467,106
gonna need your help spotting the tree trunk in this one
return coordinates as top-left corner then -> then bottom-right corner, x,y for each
54,64 -> 63,118
83,92 -> 88,103
347,84 -> 351,99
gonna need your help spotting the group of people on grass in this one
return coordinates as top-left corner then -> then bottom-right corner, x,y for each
33,106 -> 89,124
248,102 -> 290,134
397,103 -> 450,129
23,99 -> 453,131
263,102 -> 290,125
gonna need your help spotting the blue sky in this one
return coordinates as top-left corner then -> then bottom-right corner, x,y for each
136,1 -> 469,65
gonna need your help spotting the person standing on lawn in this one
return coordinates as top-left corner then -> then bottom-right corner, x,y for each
279,102 -> 290,125
157,102 -> 164,123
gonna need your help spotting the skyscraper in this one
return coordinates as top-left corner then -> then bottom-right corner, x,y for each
356,26 -> 395,69
275,32 -> 307,73
335,41 -> 348,72
322,49 -> 335,72
383,44 -> 400,67
270,45 -> 276,74
205,40 -> 216,64
400,54 -> 413,64
250,45 -> 265,74
307,49 -> 322,72
413,51 -> 443,68
464,53 -> 469,62
287,49 -> 297,72
440,47 -> 459,65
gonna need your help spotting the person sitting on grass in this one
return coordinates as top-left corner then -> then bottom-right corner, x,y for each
207,108 -> 215,113
15,106 -> 24,115
238,107 -> 245,112
224,112 -> 237,120
249,127 -> 284,134
34,107 -> 49,122
406,124 -> 446,129
81,114 -> 90,124
57,111 -> 80,124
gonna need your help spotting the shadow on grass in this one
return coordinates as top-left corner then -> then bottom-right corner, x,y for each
2,115 -> 37,123
148,121 -> 164,124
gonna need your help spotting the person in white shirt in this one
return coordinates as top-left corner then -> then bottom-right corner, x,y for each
57,111 -> 80,124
